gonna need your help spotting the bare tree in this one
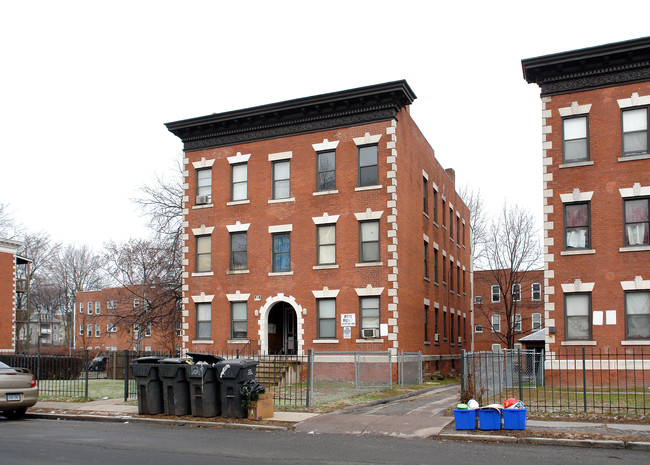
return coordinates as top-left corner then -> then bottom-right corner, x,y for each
458,186 -> 488,266
0,202 -> 22,239
104,238 -> 181,352
479,203 -> 543,349
51,244 -> 107,350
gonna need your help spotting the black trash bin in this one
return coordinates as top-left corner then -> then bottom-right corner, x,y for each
216,359 -> 258,418
186,352 -> 224,417
159,358 -> 191,416
132,356 -> 163,415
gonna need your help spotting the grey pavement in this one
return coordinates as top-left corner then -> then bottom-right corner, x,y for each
25,386 -> 650,451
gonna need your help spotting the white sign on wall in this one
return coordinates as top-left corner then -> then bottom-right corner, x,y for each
343,326 -> 352,339
341,314 -> 356,326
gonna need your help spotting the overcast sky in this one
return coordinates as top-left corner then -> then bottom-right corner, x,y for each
1,1 -> 649,249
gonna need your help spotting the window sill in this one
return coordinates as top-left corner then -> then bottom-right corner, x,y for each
192,340 -> 214,344
434,281 -> 439,287
227,270 -> 250,275
355,185 -> 382,192
355,338 -> 384,343
226,199 -> 250,206
621,340 -> 650,345
561,340 -> 597,346
433,221 -> 439,228
192,272 -> 214,277
227,339 -> 250,344
559,160 -> 594,169
619,245 -> 650,253
424,277 -> 430,282
560,249 -> 595,256
312,339 -> 339,344
313,264 -> 339,270
355,262 -> 383,267
423,212 -> 429,219
618,154 -> 650,162
424,341 -> 431,346
192,203 -> 214,209
268,271 -> 293,276
268,197 -> 295,204
313,190 -> 339,196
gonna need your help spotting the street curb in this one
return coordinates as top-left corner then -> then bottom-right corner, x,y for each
518,437 -> 625,449
439,433 -> 517,443
331,383 -> 459,415
26,412 -> 288,431
624,442 -> 650,451
439,433 -> 650,450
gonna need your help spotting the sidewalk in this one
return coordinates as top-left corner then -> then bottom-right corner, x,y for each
26,398 -> 650,451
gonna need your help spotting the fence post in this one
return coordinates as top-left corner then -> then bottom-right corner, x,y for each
123,350 -> 129,402
388,350 -> 392,390
518,348 -> 523,401
84,350 -> 89,400
306,349 -> 313,408
582,346 -> 587,412
460,350 -> 465,394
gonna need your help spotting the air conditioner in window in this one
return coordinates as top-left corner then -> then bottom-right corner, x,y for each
361,328 -> 378,339
196,195 -> 211,205
434,333 -> 440,342
474,296 -> 483,304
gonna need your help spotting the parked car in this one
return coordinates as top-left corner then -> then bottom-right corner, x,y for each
0,361 -> 38,419
87,356 -> 109,372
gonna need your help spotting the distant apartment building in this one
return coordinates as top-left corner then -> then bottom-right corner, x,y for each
0,238 -> 30,352
523,37 -> 650,353
76,287 -> 180,353
472,270 -> 544,352
165,81 -> 471,372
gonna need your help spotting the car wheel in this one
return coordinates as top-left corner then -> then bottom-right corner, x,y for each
5,408 -> 27,420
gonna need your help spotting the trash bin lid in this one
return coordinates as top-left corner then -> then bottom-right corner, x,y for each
134,356 -> 162,364
187,352 -> 224,365
160,357 -> 191,364
216,359 -> 258,378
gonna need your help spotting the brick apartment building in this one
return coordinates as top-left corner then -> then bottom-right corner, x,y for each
472,269 -> 544,352
523,37 -> 650,354
75,287 -> 179,353
165,80 -> 471,371
0,238 -> 30,352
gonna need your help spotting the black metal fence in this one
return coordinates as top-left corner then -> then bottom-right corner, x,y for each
461,348 -> 649,414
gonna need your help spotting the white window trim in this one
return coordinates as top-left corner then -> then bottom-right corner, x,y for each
226,291 -> 250,302
558,102 -> 592,116
617,92 -> 650,109
355,284 -> 385,296
227,152 -> 251,164
354,209 -> 384,221
312,287 -> 340,299
560,189 -> 594,203
353,133 -> 382,146
422,169 -> 429,180
312,213 -> 340,225
191,292 -> 215,303
192,157 -> 215,169
312,139 -> 339,152
619,182 -> 650,198
268,224 -> 293,233
226,221 -> 251,233
192,224 -> 214,236
620,276 -> 650,291
268,151 -> 292,162
561,279 -> 595,293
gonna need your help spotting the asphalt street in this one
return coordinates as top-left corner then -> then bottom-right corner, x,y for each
1,418 -> 648,465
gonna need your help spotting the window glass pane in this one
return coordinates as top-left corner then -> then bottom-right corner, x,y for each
566,204 -> 588,227
318,225 -> 335,245
624,132 -> 648,154
232,164 -> 247,182
231,251 -> 247,269
274,180 -> 290,199
197,254 -> 211,271
232,302 -> 247,320
361,243 -> 379,262
627,292 -> 650,315
274,253 -> 289,271
626,199 -> 649,222
359,145 -> 378,167
197,169 -> 211,196
359,166 -> 378,186
319,172 -> 336,191
196,236 -> 211,254
361,222 -> 379,241
274,234 -> 290,252
274,161 -> 290,179
318,151 -> 335,171
319,300 -> 336,318
232,183 -> 247,201
564,140 -> 587,161
232,322 -> 247,338
197,303 -> 211,320
623,108 -> 648,132
197,322 -> 210,339
319,320 -> 336,339
566,294 -> 589,315
564,117 -> 587,139
232,233 -> 246,252
319,245 -> 336,264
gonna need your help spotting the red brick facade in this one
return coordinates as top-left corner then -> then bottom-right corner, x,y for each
0,242 -> 19,351
472,270 -> 544,352
75,287 -> 178,353
166,81 -> 471,366
523,38 -> 650,354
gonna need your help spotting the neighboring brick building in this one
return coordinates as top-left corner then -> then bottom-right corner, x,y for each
0,238 -> 30,352
523,37 -> 650,353
472,270 -> 544,352
75,287 -> 180,353
165,81 -> 471,372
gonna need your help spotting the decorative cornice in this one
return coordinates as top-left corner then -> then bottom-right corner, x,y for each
522,37 -> 650,96
165,80 -> 416,151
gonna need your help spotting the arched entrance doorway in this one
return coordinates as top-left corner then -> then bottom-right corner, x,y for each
267,301 -> 297,355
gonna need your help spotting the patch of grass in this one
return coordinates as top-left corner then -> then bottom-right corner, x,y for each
39,379 -> 127,402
